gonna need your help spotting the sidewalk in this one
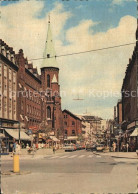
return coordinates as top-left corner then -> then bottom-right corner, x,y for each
1,148 -> 65,160
95,151 -> 138,159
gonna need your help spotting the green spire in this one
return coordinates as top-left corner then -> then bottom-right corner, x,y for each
41,20 -> 57,68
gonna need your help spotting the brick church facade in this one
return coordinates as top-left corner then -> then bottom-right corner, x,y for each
0,20 -> 64,140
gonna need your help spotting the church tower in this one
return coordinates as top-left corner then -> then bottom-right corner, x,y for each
41,18 -> 63,138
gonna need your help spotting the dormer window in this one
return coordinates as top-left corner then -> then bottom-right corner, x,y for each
47,54 -> 50,58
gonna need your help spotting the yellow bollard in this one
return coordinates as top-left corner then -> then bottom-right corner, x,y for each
13,154 -> 20,173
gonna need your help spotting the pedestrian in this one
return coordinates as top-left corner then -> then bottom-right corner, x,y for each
53,145 -> 56,154
13,141 -> 16,153
16,142 -> 21,155
112,142 -> 116,152
126,142 -> 129,152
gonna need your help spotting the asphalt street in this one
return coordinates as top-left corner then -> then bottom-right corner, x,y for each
1,150 -> 138,194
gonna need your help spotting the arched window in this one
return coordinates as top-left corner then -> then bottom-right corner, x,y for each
47,74 -> 50,88
47,106 -> 51,119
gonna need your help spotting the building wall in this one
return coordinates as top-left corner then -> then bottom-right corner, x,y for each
0,40 -> 18,121
122,43 -> 138,124
41,67 -> 63,135
63,110 -> 82,137
16,49 -> 42,130
117,101 -> 122,124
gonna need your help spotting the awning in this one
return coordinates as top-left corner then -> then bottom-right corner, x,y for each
0,133 -> 5,138
5,129 -> 31,141
49,136 -> 60,142
130,128 -> 138,137
66,136 -> 78,140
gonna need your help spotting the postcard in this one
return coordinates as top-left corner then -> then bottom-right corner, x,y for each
0,0 -> 137,193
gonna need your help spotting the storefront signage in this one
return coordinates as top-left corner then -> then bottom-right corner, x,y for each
127,121 -> 136,129
2,122 -> 14,128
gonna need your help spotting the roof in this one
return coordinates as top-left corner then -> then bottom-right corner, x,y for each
41,22 -> 57,68
82,115 -> 102,121
63,109 -> 82,121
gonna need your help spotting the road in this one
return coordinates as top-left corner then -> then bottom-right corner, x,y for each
1,150 -> 138,194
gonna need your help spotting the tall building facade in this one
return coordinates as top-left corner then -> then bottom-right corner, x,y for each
121,21 -> 138,149
40,20 -> 63,138
16,49 -> 42,131
0,39 -> 18,129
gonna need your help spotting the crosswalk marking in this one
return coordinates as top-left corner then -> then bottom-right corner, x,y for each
78,155 -> 85,158
88,155 -> 93,158
49,156 -> 59,159
46,154 -> 102,159
96,155 -> 101,158
68,155 -> 77,158
60,155 -> 68,159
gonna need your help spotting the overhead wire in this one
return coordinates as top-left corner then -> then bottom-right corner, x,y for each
28,42 -> 135,61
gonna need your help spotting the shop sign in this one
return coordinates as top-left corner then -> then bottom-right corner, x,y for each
127,121 -> 135,129
2,122 -> 14,128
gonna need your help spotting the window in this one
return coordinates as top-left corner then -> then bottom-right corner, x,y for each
47,74 -> 50,88
64,122 -> 67,126
64,115 -> 66,118
72,130 -> 75,136
66,115 -> 68,118
47,106 -> 51,119
47,54 -> 50,58
72,121 -> 75,126
65,130 -> 68,135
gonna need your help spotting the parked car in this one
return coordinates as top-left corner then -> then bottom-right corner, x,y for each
86,144 -> 97,151
96,144 -> 105,152
63,144 -> 75,152
76,144 -> 81,150
86,144 -> 93,151
81,144 -> 86,149
91,144 -> 97,151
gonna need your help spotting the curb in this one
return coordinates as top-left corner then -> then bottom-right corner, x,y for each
111,156 -> 137,159
1,170 -> 31,176
93,152 -> 137,159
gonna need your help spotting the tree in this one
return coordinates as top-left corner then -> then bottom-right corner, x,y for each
39,119 -> 52,139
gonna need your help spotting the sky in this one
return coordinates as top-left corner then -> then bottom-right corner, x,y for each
0,0 -> 137,119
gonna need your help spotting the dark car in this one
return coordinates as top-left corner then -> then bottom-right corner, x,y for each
86,144 -> 93,151
86,144 -> 97,151
91,144 -> 97,151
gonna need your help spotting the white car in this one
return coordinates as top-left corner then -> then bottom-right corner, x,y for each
96,144 -> 105,152
63,144 -> 75,152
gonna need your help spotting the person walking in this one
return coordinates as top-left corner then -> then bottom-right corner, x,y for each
126,142 -> 129,152
53,145 -> 56,154
16,142 -> 21,155
112,142 -> 116,152
13,142 -> 16,153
